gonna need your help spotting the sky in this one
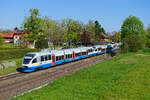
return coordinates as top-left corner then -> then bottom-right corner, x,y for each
0,0 -> 150,32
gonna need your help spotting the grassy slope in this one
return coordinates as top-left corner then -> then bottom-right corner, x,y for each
12,52 -> 150,100
0,47 -> 39,76
0,58 -> 22,76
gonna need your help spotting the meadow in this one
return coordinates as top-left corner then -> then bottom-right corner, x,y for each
12,51 -> 150,100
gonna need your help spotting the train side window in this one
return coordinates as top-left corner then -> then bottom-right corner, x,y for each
56,56 -> 59,61
82,52 -> 86,55
48,55 -> 51,60
62,55 -> 64,60
45,55 -> 48,61
70,54 -> 72,58
59,56 -> 62,60
32,58 -> 37,63
68,54 -> 71,58
79,53 -> 81,56
41,56 -> 44,61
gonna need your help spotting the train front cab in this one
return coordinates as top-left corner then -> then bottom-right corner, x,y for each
21,52 -> 53,72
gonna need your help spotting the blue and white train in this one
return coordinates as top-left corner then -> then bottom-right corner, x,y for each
21,43 -> 120,72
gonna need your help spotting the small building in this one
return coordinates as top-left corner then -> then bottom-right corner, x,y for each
0,28 -> 24,44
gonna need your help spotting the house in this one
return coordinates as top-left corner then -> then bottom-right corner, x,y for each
0,28 -> 24,44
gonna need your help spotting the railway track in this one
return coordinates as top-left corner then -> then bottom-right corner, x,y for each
0,73 -> 25,82
0,54 -> 112,100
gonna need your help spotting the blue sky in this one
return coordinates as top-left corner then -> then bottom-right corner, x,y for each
0,0 -> 150,32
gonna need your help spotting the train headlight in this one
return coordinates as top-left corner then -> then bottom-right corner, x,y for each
23,66 -> 28,69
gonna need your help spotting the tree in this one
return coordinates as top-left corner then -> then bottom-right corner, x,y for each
80,30 -> 91,46
35,35 -> 48,49
23,8 -> 44,42
0,29 -> 12,33
94,20 -> 106,41
111,31 -> 121,42
147,25 -> 150,39
146,25 -> 150,47
121,16 -> 147,40
86,20 -> 95,41
43,17 -> 67,47
61,18 -> 83,44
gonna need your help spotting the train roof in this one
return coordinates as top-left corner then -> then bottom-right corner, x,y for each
94,45 -> 107,48
73,48 -> 81,52
63,49 -> 74,54
25,52 -> 51,57
51,49 -> 64,56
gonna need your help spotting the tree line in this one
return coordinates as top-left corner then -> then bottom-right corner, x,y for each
22,9 -> 106,48
0,8 -> 150,52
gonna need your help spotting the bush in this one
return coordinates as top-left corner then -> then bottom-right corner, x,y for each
121,42 -> 129,53
35,36 -> 48,49
145,39 -> 150,48
0,35 -> 4,47
122,34 -> 145,52
0,49 -> 39,61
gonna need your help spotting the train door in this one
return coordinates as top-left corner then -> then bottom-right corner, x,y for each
101,48 -> 103,55
52,54 -> 55,66
86,49 -> 88,57
72,51 -> 75,60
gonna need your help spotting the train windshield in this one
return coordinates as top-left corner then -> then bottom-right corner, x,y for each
23,54 -> 35,64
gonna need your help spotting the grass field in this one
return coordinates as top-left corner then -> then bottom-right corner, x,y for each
11,52 -> 150,100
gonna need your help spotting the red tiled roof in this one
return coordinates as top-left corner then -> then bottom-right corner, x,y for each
0,30 -> 25,38
2,33 -> 14,38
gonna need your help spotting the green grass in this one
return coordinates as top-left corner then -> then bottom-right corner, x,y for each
11,52 -> 150,100
0,48 -> 39,61
0,58 -> 22,76
0,43 -> 22,49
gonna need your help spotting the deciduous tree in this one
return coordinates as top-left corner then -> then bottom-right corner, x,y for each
80,30 -> 90,46
61,18 -> 83,44
121,16 -> 147,40
86,20 -> 95,41
23,8 -> 44,42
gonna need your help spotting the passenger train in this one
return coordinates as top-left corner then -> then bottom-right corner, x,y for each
21,43 -> 120,72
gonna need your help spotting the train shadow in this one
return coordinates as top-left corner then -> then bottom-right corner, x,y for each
16,68 -> 22,72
